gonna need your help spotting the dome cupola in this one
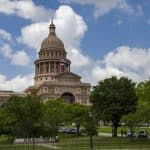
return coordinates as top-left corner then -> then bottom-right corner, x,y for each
41,20 -> 64,50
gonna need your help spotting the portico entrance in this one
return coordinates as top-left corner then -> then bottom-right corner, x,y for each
61,92 -> 75,104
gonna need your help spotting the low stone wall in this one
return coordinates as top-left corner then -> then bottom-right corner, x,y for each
14,137 -> 57,144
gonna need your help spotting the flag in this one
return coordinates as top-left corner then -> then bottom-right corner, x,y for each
60,59 -> 65,71
60,59 -> 65,66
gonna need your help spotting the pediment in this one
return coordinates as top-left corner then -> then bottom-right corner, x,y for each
55,72 -> 81,79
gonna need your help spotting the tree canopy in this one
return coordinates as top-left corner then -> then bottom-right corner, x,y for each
43,99 -> 65,137
64,103 -> 89,135
136,79 -> 150,123
90,76 -> 138,137
0,95 -> 91,138
2,94 -> 44,138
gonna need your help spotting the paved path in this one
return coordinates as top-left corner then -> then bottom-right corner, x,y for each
98,132 -> 122,137
38,143 -> 63,149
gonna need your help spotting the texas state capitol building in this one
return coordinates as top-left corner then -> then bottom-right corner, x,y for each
0,21 -> 91,105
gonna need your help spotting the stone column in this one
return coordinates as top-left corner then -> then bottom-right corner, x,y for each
46,62 -> 49,73
43,62 -> 46,74
41,63 -> 43,74
51,61 -> 54,73
36,63 -> 37,75
59,62 -> 61,73
39,63 -> 41,74
38,63 -> 40,75
40,63 -> 42,74
49,61 -> 51,73
35,63 -> 37,75
54,61 -> 56,73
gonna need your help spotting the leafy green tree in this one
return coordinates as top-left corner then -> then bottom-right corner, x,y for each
22,94 -> 44,138
62,103 -> 91,135
136,80 -> 150,103
0,108 -> 16,135
122,112 -> 140,142
43,99 -> 65,137
68,104 -> 89,135
2,95 -> 26,136
3,94 -> 43,138
136,80 -> 150,124
42,100 -> 89,136
90,76 -> 138,137
83,111 -> 98,136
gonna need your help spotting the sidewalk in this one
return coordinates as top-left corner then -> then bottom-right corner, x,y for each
98,132 -> 122,137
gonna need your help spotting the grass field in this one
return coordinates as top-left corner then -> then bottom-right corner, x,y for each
1,135 -> 150,149
98,126 -> 150,134
0,144 -> 52,150
55,135 -> 150,149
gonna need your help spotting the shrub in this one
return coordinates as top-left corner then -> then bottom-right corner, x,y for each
0,135 -> 14,144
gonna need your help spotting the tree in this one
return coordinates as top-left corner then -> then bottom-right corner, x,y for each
136,80 -> 150,103
0,108 -> 16,135
90,76 -> 138,137
122,112 -> 140,142
136,80 -> 150,124
83,111 -> 98,136
2,95 -> 26,136
43,100 -> 90,136
22,94 -> 44,138
59,102 -> 89,135
3,94 -> 44,138
43,99 -> 65,137
68,104 -> 89,135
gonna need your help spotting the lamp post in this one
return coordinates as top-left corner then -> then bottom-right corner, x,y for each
88,111 -> 93,150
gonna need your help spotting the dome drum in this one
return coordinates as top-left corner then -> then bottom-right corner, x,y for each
38,49 -> 66,59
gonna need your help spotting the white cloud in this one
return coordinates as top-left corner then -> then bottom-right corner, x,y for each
17,22 -> 49,50
89,46 -> 150,85
18,5 -> 90,68
11,51 -> 30,66
61,0 -> 144,18
0,44 -> 30,66
104,46 -> 150,71
0,0 -> 54,22
55,5 -> 87,49
0,28 -> 12,41
68,48 -> 91,67
0,73 -> 34,92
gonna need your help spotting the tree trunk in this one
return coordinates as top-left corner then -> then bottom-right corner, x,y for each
76,123 -> 80,136
130,127 -> 134,143
112,121 -> 119,137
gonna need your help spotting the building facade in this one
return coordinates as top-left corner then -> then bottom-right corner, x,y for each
25,21 -> 91,105
0,91 -> 27,106
0,21 -> 91,105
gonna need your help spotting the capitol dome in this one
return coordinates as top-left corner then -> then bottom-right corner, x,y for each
41,20 -> 64,50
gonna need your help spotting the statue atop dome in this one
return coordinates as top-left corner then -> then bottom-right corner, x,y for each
49,19 -> 56,35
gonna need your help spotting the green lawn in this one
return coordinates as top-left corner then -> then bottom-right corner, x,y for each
1,135 -> 150,150
98,126 -> 150,134
0,144 -> 52,150
56,135 -> 150,149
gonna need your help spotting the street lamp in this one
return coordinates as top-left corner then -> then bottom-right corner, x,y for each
88,111 -> 93,150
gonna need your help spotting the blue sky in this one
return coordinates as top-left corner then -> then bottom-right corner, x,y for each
0,0 -> 150,91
